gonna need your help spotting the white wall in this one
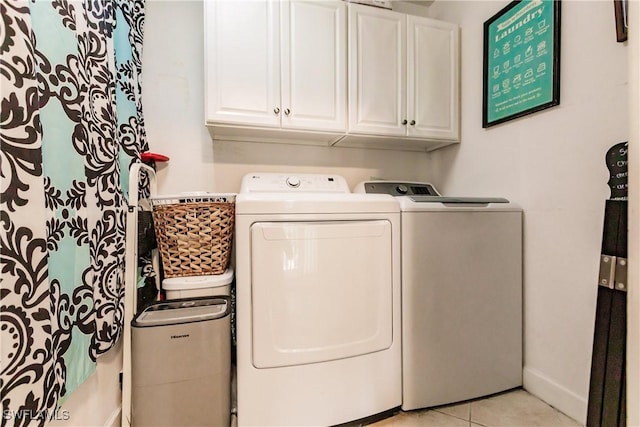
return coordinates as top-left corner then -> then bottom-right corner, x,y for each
49,341 -> 122,427
143,0 -> 430,195
426,1 -> 628,423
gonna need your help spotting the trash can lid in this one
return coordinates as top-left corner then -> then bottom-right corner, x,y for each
162,268 -> 234,290
133,297 -> 230,327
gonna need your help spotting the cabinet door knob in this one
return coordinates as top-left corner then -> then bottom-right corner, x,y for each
410,120 -> 416,126
402,119 -> 408,125
284,108 -> 291,116
274,107 -> 280,114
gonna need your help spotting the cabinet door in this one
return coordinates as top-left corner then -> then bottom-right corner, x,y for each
348,4 -> 406,136
281,1 -> 346,132
407,16 -> 459,140
205,0 -> 281,127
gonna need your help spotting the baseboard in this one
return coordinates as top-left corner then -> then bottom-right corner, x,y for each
523,366 -> 588,424
104,406 -> 121,427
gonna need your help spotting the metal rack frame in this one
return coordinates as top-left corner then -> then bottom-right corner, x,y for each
122,163 -> 157,427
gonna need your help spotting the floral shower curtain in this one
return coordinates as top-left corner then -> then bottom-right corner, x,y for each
1,0 -> 147,424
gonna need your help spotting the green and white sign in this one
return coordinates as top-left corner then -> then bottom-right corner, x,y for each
483,0 -> 560,127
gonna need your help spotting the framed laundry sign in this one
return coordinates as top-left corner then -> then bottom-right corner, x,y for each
482,0 -> 561,128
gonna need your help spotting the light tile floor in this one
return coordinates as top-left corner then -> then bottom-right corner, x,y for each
369,389 -> 583,427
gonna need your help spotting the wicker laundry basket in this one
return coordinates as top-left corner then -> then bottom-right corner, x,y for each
151,193 -> 235,278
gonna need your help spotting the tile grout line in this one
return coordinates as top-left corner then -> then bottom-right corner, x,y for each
431,408 -> 469,423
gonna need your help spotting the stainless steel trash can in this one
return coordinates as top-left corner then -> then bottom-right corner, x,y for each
131,297 -> 231,427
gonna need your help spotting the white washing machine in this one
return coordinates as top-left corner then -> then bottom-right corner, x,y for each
235,173 -> 401,427
355,181 -> 523,410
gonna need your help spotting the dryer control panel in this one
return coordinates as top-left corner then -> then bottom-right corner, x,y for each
240,173 -> 350,193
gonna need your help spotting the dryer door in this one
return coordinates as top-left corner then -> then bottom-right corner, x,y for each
250,220 -> 393,368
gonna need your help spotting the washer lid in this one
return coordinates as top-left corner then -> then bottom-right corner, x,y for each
355,181 -> 519,211
162,268 -> 234,290
410,196 -> 510,204
397,196 -> 520,212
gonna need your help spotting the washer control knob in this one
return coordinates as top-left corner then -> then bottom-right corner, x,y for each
286,176 -> 301,188
396,185 -> 408,195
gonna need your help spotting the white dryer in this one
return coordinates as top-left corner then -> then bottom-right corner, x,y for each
235,173 -> 401,427
355,181 -> 523,410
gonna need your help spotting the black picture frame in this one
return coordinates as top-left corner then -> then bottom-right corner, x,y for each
614,0 -> 628,42
482,0 -> 561,128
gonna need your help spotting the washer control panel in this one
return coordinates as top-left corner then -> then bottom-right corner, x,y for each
240,173 -> 350,193
358,181 -> 441,197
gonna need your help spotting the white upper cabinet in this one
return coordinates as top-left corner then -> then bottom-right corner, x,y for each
205,0 -> 281,127
348,5 -> 406,136
282,1 -> 347,131
344,3 -> 460,146
205,0 -> 346,136
407,15 -> 460,141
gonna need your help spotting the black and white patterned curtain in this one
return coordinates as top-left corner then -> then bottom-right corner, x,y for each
1,0 -> 147,424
